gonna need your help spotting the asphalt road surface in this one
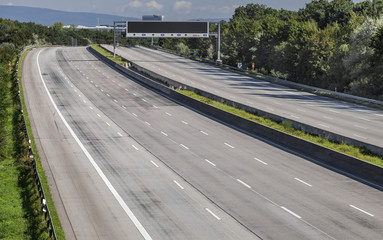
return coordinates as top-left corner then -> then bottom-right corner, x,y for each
22,46 -> 383,240
104,45 -> 383,150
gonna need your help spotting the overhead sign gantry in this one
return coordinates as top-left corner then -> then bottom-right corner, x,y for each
126,21 -> 209,38
113,20 -> 220,62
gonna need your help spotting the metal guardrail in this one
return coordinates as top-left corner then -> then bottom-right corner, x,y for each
16,46 -> 57,240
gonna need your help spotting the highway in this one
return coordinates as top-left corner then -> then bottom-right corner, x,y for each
104,45 -> 383,151
22,46 -> 383,239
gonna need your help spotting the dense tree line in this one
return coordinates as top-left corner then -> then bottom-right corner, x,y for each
160,0 -> 383,100
0,18 -> 114,58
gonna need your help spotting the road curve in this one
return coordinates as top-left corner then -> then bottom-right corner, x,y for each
22,46 -> 383,240
105,45 -> 383,151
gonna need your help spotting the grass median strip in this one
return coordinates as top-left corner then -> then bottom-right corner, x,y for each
178,90 -> 383,167
91,44 -> 127,65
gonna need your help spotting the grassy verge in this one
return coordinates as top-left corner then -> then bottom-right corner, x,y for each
15,49 -> 65,239
0,56 -> 50,239
91,44 -> 128,65
179,90 -> 383,167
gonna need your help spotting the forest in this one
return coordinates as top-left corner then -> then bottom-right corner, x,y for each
1,0 -> 383,100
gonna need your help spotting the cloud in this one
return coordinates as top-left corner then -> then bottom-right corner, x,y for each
173,1 -> 192,14
6,2 -> 14,6
129,0 -> 143,8
199,5 -> 234,14
145,0 -> 163,10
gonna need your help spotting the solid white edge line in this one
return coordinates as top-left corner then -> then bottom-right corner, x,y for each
281,206 -> 301,219
349,205 -> 374,217
205,159 -> 216,167
254,157 -> 268,165
294,178 -> 312,187
237,179 -> 251,189
150,160 -> 159,168
173,180 -> 184,190
36,50 -> 152,240
205,208 -> 221,220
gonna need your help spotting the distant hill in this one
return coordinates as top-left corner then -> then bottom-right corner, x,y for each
0,5 -> 138,26
189,18 -> 230,22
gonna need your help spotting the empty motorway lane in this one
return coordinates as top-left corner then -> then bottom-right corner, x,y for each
105,45 -> 383,150
22,46 -> 383,239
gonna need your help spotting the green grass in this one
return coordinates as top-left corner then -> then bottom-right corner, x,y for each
17,50 -> 65,239
0,57 -> 50,239
178,90 -> 383,167
91,44 -> 128,65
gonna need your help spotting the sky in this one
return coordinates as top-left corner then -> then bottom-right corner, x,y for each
0,0 -> 366,20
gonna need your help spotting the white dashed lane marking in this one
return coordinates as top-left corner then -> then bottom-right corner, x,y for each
294,178 -> 312,187
237,179 -> 251,189
254,157 -> 268,165
150,160 -> 159,168
200,130 -> 208,135
132,145 -> 139,151
161,131 -> 168,136
180,144 -> 189,150
281,207 -> 301,219
205,159 -> 216,167
205,208 -> 221,220
349,205 -> 374,217
173,180 -> 184,190
224,143 -> 235,149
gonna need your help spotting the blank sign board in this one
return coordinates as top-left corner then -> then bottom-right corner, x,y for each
126,21 -> 209,38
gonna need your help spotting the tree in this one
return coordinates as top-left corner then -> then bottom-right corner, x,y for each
300,0 -> 330,29
343,17 -> 383,96
327,0 -> 354,25
369,25 -> 383,97
0,42 -> 16,63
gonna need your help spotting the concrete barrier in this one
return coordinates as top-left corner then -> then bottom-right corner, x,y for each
89,46 -> 383,189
